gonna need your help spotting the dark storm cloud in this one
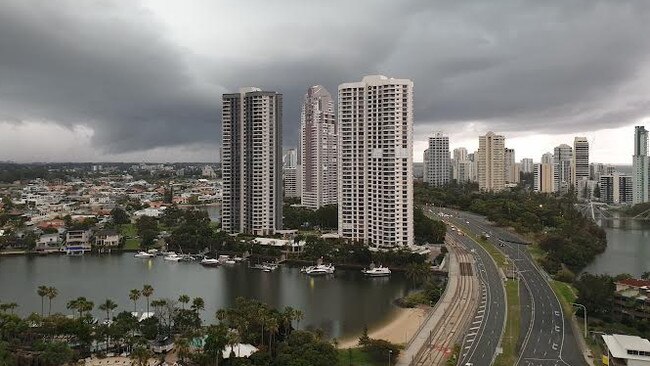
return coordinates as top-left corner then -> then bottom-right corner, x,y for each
1,0 -> 650,155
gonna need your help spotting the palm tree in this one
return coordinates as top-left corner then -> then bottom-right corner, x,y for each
226,329 -> 240,359
99,299 -> 118,322
282,306 -> 294,336
266,317 -> 279,350
67,297 -> 93,318
191,297 -> 205,313
129,289 -> 141,313
66,298 -> 80,318
141,284 -> 154,314
37,285 -> 48,316
0,302 -> 17,314
294,309 -> 304,330
176,337 -> 190,363
46,287 -> 58,316
130,345 -> 152,366
216,309 -> 228,323
178,294 -> 190,310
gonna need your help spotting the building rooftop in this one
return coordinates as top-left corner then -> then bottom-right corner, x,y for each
602,334 -> 650,361
617,278 -> 650,288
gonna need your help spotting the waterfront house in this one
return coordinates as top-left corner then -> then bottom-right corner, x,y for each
36,233 -> 61,252
94,229 -> 121,248
613,278 -> 650,321
64,229 -> 93,254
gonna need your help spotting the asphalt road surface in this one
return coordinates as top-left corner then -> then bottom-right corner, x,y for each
442,209 -> 586,366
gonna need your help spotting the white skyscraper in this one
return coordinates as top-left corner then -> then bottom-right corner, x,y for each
423,132 -> 450,186
633,126 -> 649,204
300,85 -> 338,209
283,149 -> 298,168
553,144 -> 573,194
534,162 -> 555,193
541,152 -> 554,165
221,87 -> 283,235
338,75 -> 413,247
478,132 -> 506,192
452,147 -> 472,183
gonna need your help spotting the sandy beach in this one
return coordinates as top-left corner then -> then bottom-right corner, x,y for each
337,306 -> 428,348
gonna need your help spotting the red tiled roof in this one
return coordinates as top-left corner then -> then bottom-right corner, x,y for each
617,278 -> 650,288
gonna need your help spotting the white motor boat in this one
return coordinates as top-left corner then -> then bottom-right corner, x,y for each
134,251 -> 155,258
251,262 -> 279,272
218,255 -> 236,264
361,265 -> 391,277
163,252 -> 182,261
301,264 -> 335,275
200,257 -> 221,267
233,256 -> 244,262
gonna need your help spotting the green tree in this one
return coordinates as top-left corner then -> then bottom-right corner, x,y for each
130,345 -> 152,366
204,323 -> 229,366
142,284 -> 154,314
129,289 -> 141,313
136,216 -> 159,249
46,287 -> 58,316
405,263 -> 431,285
273,330 -> 338,366
575,273 -> 616,320
37,285 -> 49,316
191,297 -> 205,314
111,207 -> 130,225
99,299 -> 118,322
178,294 -> 190,310
37,341 -> 73,366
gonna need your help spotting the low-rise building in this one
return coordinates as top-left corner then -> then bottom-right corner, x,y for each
602,334 -> 650,365
94,229 -> 121,247
614,278 -> 650,321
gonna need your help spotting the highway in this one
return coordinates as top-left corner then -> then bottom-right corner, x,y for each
446,228 -> 506,366
444,209 -> 586,366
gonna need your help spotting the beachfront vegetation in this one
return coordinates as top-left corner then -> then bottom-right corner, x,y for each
414,181 -> 607,276
1,285 -> 345,366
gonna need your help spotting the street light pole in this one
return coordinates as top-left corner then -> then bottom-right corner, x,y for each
388,349 -> 392,366
572,303 -> 588,338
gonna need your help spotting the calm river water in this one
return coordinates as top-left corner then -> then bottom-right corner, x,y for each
583,218 -> 650,276
0,254 -> 409,340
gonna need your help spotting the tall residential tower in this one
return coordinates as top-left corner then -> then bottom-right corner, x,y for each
338,75 -> 413,247
477,132 -> 506,192
423,132 -> 450,186
300,85 -> 338,209
221,87 -> 283,235
633,126 -> 649,204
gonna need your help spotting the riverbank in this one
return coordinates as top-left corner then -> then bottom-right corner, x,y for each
337,306 -> 427,348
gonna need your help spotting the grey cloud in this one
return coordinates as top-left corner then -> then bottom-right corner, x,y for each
1,0 -> 650,158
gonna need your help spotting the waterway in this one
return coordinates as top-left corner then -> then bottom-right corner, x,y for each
583,218 -> 650,276
0,254 -> 410,339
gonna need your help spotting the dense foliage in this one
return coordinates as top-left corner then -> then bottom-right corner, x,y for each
282,204 -> 337,230
413,207 -> 446,244
298,236 -> 427,267
415,182 -> 607,274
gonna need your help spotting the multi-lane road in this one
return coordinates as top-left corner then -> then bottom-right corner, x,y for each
445,209 -> 586,366
452,229 -> 506,366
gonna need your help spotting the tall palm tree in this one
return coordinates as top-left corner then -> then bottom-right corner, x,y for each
99,299 -> 118,322
46,287 -> 58,316
282,306 -> 294,336
37,285 -> 48,316
129,289 -> 141,313
0,302 -> 18,314
294,309 -> 304,330
178,294 -> 190,310
191,297 -> 205,314
226,329 -> 240,359
66,298 -> 80,318
141,284 -> 154,314
266,317 -> 279,350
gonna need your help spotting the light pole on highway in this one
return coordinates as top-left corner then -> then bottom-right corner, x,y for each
388,349 -> 393,365
572,303 -> 588,338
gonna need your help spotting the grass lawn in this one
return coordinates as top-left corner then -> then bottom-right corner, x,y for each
120,223 -> 141,250
551,280 -> 577,312
494,279 -> 521,366
337,348 -> 380,366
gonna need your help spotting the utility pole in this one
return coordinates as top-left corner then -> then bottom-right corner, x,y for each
572,303 -> 588,338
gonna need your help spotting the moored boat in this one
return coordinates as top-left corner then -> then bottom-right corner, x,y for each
134,251 -> 155,258
301,263 -> 335,276
361,264 -> 391,277
200,257 -> 220,267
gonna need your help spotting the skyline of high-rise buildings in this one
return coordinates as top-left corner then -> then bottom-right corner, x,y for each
338,75 -> 413,247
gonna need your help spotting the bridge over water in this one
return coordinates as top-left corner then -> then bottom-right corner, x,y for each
574,201 -> 650,221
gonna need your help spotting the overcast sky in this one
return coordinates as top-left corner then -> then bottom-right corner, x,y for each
1,0 -> 649,164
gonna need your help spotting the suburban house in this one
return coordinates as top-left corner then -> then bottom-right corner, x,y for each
94,229 -> 121,248
36,233 -> 61,252
614,278 -> 650,321
64,229 -> 93,254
